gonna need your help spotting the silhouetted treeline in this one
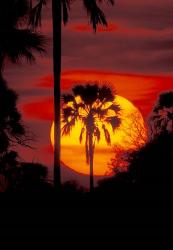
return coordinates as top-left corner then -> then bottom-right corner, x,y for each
97,91 -> 173,200
97,131 -> 173,200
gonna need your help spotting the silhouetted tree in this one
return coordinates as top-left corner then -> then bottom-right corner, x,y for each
0,78 -> 27,151
150,91 -> 173,138
109,146 -> 132,174
0,78 -> 26,191
18,162 -> 52,192
29,0 -> 115,189
109,111 -> 147,174
98,132 -> 173,200
0,151 -> 20,191
129,132 -> 173,198
0,0 -> 46,73
99,94 -> 173,199
0,1 -> 46,191
62,83 -> 121,191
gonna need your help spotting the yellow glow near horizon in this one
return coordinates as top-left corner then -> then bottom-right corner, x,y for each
50,95 -> 147,176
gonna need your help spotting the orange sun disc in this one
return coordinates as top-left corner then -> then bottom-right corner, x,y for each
50,95 -> 147,176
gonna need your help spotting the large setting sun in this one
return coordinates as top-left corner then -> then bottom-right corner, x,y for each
50,95 -> 147,176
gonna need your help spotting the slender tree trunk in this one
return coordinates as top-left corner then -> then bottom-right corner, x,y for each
52,0 -> 62,190
0,56 -> 6,87
0,55 -> 4,74
89,131 -> 94,192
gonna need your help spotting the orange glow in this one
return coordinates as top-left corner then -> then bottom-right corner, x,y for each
23,70 -> 173,122
50,96 -> 147,176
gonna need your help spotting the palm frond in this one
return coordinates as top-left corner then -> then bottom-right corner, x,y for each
102,124 -> 111,145
79,127 -> 85,144
62,94 -> 74,103
62,107 -> 74,122
72,85 -> 85,97
105,116 -> 121,132
93,107 -> 108,119
2,29 -> 46,63
83,0 -> 108,31
94,126 -> 100,142
98,85 -> 114,102
85,133 -> 89,164
109,103 -> 121,113
29,0 -> 47,28
73,84 -> 99,105
0,0 -> 30,28
61,117 -> 76,136
62,0 -> 71,25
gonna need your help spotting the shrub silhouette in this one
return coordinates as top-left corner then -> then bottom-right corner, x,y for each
150,91 -> 173,138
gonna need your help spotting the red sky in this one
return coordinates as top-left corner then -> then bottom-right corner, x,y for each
4,0 -> 173,185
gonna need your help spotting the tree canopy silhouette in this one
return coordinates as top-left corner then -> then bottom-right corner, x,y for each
0,0 -> 46,192
62,83 -> 121,191
17,162 -> 52,192
0,78 -> 26,191
150,91 -> 173,138
0,79 -> 25,153
0,0 -> 46,72
98,93 -> 173,199
98,131 -> 173,200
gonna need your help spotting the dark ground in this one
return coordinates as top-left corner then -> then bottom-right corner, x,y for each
0,192 -> 172,250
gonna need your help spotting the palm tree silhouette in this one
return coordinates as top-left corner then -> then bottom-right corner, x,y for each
29,0 -> 115,189
150,91 -> 173,138
62,83 -> 121,191
0,0 -> 46,73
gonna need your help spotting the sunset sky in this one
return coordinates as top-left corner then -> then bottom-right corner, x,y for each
4,0 -> 173,185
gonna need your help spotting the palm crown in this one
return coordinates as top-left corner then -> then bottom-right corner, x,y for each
62,84 -> 121,164
0,0 -> 46,70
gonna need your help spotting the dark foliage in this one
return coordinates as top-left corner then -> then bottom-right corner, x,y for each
150,91 -> 173,138
98,131 -> 173,200
29,0 -> 115,30
0,0 -> 46,70
0,78 -> 25,153
129,132 -> 173,192
16,162 -> 52,192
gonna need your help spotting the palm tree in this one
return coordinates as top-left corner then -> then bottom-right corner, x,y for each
62,83 -> 121,191
0,0 -> 46,74
150,91 -> 173,138
29,0 -> 115,189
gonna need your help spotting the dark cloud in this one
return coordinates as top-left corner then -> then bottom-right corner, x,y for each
61,25 -> 173,74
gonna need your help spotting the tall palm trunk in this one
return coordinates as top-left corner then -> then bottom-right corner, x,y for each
0,55 -> 4,74
52,0 -> 62,190
88,131 -> 94,191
